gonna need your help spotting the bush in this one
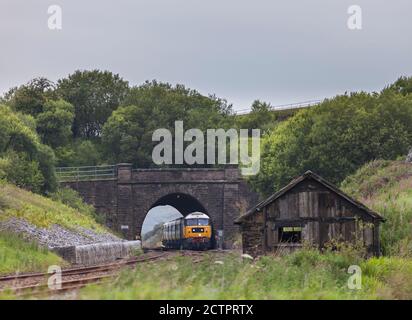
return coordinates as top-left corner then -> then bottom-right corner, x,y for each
0,152 -> 44,193
36,144 -> 57,193
49,187 -> 104,224
361,257 -> 412,299
36,99 -> 75,148
55,140 -> 101,167
0,104 -> 57,193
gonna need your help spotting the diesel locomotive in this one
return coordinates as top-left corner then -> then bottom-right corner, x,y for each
162,212 -> 212,250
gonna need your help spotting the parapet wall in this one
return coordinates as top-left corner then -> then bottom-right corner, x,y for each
132,168 -> 234,182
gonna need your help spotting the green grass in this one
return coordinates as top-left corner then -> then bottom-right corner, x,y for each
0,232 -> 64,275
341,160 -> 412,256
0,181 -> 110,280
0,181 -> 106,232
76,160 -> 412,300
78,250 -> 412,300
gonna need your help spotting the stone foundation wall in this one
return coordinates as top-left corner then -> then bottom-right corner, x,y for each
53,241 -> 141,265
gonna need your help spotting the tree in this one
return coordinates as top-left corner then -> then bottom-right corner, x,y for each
249,91 -> 412,196
102,105 -> 152,166
387,76 -> 412,96
4,77 -> 75,149
0,104 -> 57,193
56,70 -> 129,138
36,99 -> 75,148
5,78 -> 56,116
235,100 -> 278,133
54,140 -> 102,167
102,81 -> 233,167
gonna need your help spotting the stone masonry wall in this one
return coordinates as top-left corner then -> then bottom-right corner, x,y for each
63,165 -> 259,249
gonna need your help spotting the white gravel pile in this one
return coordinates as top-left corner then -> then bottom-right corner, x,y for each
0,218 -> 123,249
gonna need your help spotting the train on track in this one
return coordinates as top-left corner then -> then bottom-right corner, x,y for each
162,212 -> 212,250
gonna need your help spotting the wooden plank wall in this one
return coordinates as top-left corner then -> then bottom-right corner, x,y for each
242,178 -> 379,256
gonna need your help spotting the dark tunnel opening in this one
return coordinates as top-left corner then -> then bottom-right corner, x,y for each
150,193 -> 207,216
141,193 -> 215,249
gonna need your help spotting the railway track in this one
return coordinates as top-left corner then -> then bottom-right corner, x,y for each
0,249 -> 212,298
0,252 -> 170,297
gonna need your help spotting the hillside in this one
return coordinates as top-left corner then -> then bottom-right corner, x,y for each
0,181 -> 122,274
0,182 -> 106,233
341,160 -> 412,256
142,222 -> 163,248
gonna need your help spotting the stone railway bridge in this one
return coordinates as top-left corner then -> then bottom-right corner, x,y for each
61,164 -> 259,248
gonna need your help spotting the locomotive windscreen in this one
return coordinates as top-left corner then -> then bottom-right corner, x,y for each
185,218 -> 209,226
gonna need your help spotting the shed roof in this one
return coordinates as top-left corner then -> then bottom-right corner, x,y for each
235,170 -> 385,224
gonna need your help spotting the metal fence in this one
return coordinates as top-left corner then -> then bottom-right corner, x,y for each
56,165 -> 117,182
235,99 -> 322,115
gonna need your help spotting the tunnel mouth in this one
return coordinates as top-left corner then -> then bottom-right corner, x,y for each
141,193 -> 215,249
150,193 -> 207,216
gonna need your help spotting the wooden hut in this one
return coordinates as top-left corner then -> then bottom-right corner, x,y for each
235,171 -> 384,256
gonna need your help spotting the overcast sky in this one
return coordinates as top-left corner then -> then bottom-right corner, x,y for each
1,0 -> 412,110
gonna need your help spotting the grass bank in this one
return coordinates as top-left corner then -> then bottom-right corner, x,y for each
0,181 -> 106,232
341,160 -> 412,256
0,232 -> 63,275
0,181 -> 111,276
78,250 -> 412,300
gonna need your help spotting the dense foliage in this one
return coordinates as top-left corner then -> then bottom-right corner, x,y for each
1,72 -> 242,187
102,81 -> 234,167
3,77 -> 57,116
249,87 -> 412,196
56,70 -> 129,138
235,100 -> 279,134
2,71 -> 412,200
0,104 -> 56,193
36,99 -> 75,148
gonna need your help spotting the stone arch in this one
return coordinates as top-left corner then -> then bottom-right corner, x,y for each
135,189 -> 218,241
62,165 -> 260,248
138,192 -> 220,248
